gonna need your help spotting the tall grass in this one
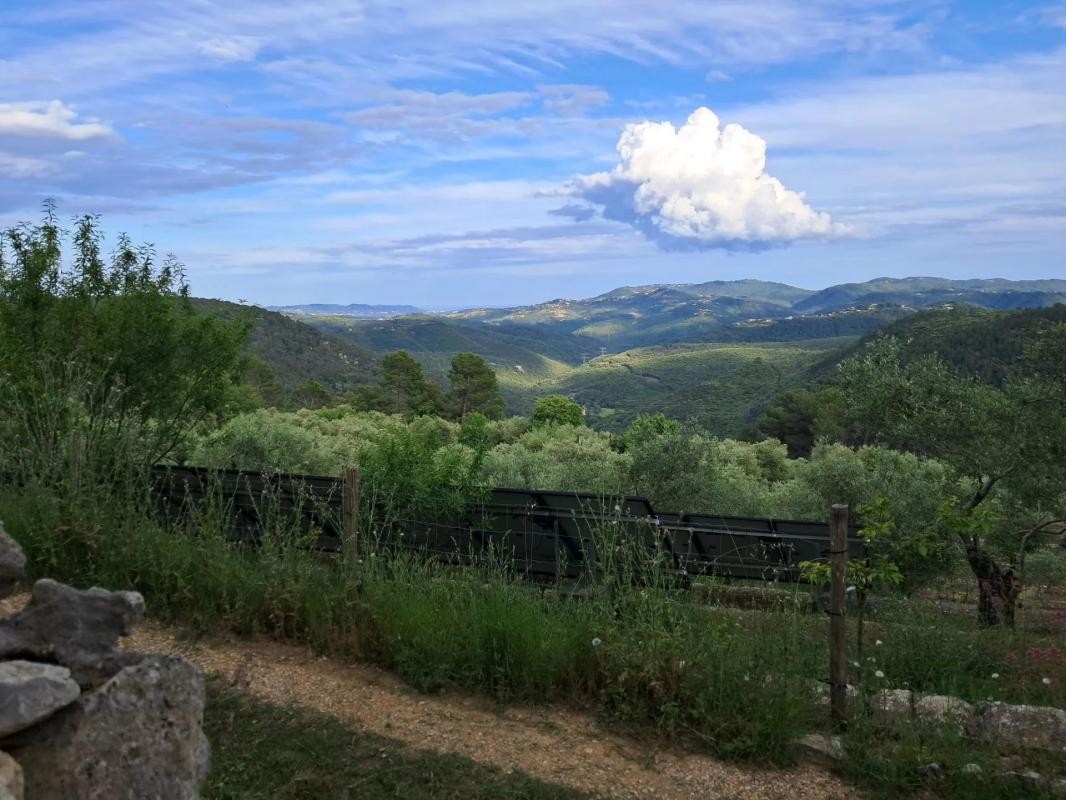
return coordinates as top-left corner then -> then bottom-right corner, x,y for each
2,470 -> 1063,785
1,476 -> 828,762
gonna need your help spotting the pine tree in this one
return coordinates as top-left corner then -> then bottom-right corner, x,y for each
447,353 -> 504,420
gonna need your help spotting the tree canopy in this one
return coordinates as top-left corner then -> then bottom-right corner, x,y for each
531,395 -> 585,428
835,332 -> 1066,622
447,352 -> 504,420
0,205 -> 247,473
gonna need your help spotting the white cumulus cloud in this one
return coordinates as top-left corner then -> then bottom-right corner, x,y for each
0,100 -> 113,141
565,107 -> 849,249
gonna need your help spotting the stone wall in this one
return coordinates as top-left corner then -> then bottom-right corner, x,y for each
0,522 -> 210,800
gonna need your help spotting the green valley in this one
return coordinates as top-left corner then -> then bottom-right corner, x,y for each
280,278 -> 1066,436
501,338 -> 852,434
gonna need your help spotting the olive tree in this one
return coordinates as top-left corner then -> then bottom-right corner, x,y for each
836,333 -> 1066,624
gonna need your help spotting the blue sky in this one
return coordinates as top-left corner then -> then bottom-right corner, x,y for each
2,1 -> 1064,308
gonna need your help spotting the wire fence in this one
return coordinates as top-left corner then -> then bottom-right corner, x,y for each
150,464 -> 865,586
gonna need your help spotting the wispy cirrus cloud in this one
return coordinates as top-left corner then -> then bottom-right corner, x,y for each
0,153 -> 54,178
3,1 -> 930,98
198,35 -> 262,63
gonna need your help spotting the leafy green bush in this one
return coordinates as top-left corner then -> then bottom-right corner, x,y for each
531,395 -> 585,428
0,206 -> 246,480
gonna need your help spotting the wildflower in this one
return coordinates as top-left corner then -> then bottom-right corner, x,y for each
1043,677 -> 1052,686
874,670 -> 885,679
991,673 -> 999,679
875,640 -> 883,647
591,637 -> 602,648
678,660 -> 687,670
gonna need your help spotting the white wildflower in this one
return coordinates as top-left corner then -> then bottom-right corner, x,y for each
591,637 -> 602,647
874,670 -> 885,679
1043,677 -> 1052,686
991,673 -> 999,679
875,640 -> 883,647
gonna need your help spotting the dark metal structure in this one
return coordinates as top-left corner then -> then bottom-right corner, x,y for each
150,465 -> 865,584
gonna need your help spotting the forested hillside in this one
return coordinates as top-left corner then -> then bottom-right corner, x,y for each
757,304 -> 1066,457
507,339 -> 851,434
827,304 -> 1066,385
302,315 -> 588,379
191,299 -> 377,404
285,289 -> 1066,433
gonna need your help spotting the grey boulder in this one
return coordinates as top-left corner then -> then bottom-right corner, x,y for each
0,661 -> 80,737
0,579 -> 144,687
914,694 -> 973,733
971,701 -> 1066,754
10,655 -> 210,800
790,733 -> 844,766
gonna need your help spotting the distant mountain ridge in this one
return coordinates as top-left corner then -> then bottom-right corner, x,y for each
439,276 -> 1066,347
267,303 -> 421,318
261,276 -> 1066,430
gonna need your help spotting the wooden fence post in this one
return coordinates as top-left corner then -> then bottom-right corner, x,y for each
342,466 -> 360,566
829,503 -> 849,725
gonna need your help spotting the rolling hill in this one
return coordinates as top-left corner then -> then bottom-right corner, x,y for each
813,303 -> 1066,386
276,277 -> 1066,432
444,276 -> 1066,349
507,338 -> 854,435
192,299 -> 377,397
294,306 -> 854,435
790,277 -> 1066,315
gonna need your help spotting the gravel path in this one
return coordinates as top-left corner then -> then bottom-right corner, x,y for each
123,623 -> 859,800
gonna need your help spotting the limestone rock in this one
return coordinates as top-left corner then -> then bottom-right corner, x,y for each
914,694 -> 973,732
0,579 -> 144,686
971,701 -> 1066,754
0,661 -> 80,737
11,655 -> 210,800
790,733 -> 844,766
869,688 -> 913,725
0,751 -> 22,800
0,524 -> 25,600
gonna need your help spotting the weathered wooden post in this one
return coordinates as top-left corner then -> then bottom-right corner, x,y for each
342,466 -> 360,566
829,503 -> 849,725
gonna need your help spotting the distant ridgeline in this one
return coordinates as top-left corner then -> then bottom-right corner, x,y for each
206,278 -> 1066,436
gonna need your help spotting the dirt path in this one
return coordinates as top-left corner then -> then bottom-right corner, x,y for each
125,623 -> 859,800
